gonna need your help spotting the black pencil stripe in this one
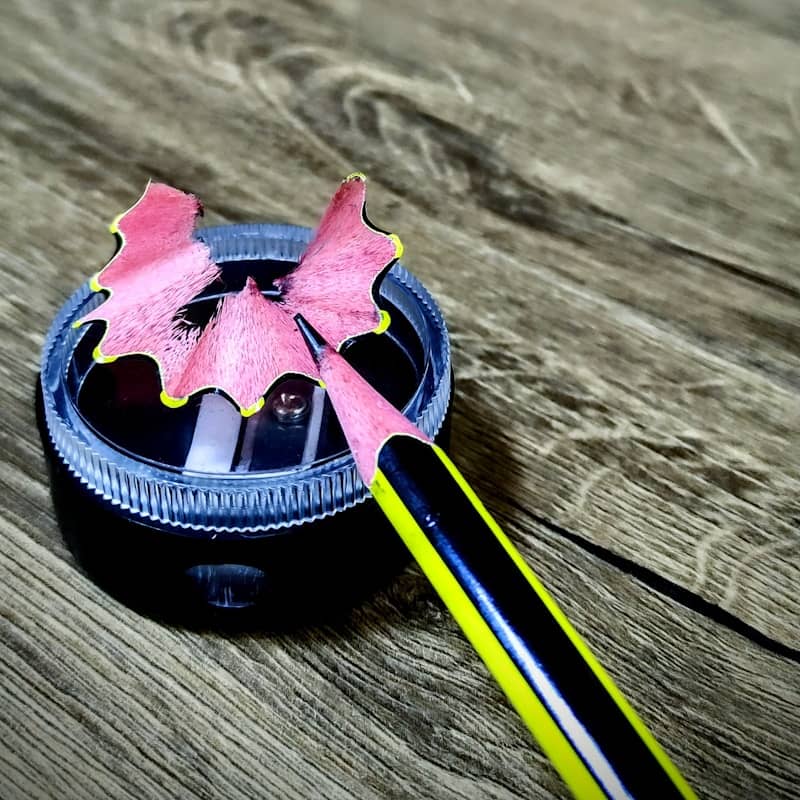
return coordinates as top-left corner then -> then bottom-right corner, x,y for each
378,435 -> 687,800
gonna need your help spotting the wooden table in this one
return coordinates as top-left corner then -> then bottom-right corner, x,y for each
1,1 -> 798,798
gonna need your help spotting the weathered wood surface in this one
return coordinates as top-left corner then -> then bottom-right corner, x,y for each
0,1 -> 798,798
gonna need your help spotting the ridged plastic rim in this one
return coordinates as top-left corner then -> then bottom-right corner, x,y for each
40,223 -> 452,536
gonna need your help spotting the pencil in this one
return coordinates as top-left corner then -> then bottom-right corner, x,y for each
294,313 -> 697,800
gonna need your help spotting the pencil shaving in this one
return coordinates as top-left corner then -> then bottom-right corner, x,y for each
78,175 -> 401,414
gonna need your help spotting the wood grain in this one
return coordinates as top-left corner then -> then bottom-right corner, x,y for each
0,1 -> 798,798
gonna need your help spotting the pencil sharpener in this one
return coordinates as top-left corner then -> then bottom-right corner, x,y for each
38,223 -> 452,626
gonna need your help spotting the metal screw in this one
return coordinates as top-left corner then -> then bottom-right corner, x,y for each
270,390 -> 309,423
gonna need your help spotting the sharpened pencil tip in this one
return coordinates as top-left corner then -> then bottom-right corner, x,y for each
293,314 -> 328,362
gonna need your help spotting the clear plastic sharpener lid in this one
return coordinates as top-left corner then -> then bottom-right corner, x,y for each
40,223 -> 452,533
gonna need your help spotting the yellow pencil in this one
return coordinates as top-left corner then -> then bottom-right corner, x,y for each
295,313 -> 696,800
